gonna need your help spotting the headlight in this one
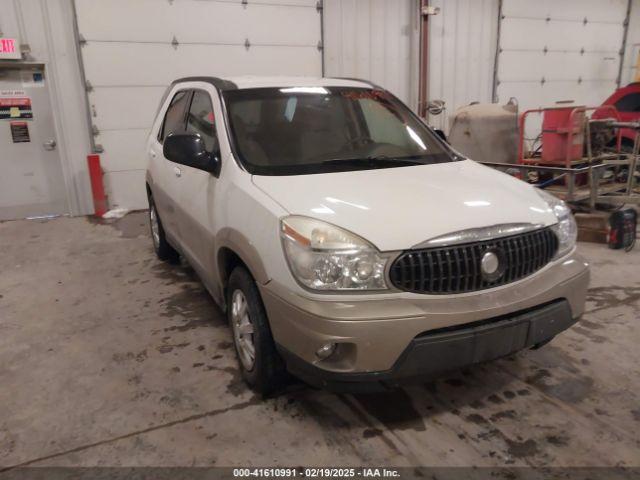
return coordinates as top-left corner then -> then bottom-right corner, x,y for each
536,188 -> 577,258
280,216 -> 388,291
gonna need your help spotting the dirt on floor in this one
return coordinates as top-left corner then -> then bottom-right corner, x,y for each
0,212 -> 638,470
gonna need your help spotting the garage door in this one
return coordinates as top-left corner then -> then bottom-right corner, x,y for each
496,0 -> 628,111
74,0 -> 322,210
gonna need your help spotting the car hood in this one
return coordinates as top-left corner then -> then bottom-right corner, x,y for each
251,160 -> 558,251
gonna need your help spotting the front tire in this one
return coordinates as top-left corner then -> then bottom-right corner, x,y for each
227,266 -> 286,395
148,195 -> 179,263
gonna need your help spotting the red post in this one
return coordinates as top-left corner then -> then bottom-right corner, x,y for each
87,154 -> 107,217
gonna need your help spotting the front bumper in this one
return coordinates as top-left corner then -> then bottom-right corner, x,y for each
277,299 -> 574,392
260,250 -> 589,388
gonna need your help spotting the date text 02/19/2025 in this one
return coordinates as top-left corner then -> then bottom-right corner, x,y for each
232,468 -> 401,478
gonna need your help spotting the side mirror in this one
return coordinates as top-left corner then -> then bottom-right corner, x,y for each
434,129 -> 448,143
163,133 -> 220,175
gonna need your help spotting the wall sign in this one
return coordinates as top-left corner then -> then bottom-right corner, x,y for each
0,90 -> 26,97
10,122 -> 30,143
0,97 -> 32,120
0,38 -> 21,60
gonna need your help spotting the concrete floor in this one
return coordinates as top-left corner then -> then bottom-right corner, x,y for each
0,212 -> 638,469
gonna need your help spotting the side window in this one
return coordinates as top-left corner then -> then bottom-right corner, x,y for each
614,93 -> 640,112
186,90 -> 218,152
158,90 -> 190,143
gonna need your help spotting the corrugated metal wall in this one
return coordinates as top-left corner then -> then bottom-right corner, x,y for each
323,0 -> 419,108
427,0 -> 500,131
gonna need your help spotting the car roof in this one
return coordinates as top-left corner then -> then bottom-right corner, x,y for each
171,75 -> 377,91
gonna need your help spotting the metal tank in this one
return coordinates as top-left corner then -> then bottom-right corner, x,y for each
448,100 -> 519,164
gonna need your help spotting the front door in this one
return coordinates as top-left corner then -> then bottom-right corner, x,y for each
0,65 -> 67,220
153,88 -> 192,241
176,89 -> 219,279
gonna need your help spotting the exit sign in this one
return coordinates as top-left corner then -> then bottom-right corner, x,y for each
0,38 -> 21,59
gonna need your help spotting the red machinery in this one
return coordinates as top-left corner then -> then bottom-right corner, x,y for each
540,107 -> 585,163
478,99 -> 639,213
518,105 -> 623,167
595,82 -> 640,146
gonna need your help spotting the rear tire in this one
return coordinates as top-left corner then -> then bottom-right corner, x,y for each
227,266 -> 286,395
148,194 -> 179,263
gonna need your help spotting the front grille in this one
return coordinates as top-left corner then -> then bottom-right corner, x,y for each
390,227 -> 559,294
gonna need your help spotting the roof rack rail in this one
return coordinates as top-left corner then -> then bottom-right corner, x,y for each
328,77 -> 383,90
172,76 -> 238,91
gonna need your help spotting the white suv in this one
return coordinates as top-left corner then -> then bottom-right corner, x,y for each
146,76 -> 589,393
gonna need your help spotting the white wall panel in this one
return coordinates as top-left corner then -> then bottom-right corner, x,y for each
621,0 -> 640,85
502,0 -> 626,21
81,44 -> 320,87
496,0 -> 627,110
323,0 -> 419,107
498,51 -> 620,83
103,170 -> 148,211
427,0 -> 499,131
0,0 -> 21,39
97,130 -> 150,173
88,87 -> 167,131
501,18 -> 624,51
74,0 -> 322,210
75,0 -> 319,45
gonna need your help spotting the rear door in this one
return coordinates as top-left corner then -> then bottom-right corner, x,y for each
151,88 -> 192,241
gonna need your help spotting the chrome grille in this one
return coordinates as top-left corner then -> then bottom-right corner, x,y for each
389,228 -> 559,294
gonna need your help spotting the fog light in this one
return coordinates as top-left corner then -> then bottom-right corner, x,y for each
316,342 -> 337,360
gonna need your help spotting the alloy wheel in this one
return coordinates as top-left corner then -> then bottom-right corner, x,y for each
149,205 -> 160,249
231,289 -> 256,371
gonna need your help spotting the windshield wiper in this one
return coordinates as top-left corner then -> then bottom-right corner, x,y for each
321,155 -> 424,166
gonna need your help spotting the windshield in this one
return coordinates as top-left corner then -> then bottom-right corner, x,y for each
223,87 -> 458,175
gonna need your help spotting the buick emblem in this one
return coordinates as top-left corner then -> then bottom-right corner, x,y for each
480,250 -> 504,282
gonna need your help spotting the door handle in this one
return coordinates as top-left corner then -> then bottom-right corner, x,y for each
150,151 -> 157,159
43,139 -> 57,151
174,166 -> 182,177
